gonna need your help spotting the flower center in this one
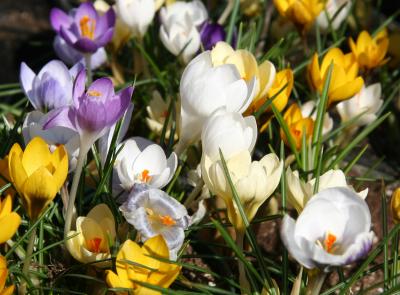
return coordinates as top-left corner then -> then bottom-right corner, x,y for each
138,169 -> 152,183
160,215 -> 176,227
87,90 -> 102,97
145,208 -> 176,227
80,15 -> 96,40
323,232 -> 337,253
87,237 -> 102,253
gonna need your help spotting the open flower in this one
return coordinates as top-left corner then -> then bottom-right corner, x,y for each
273,0 -> 325,31
20,60 -> 82,112
0,195 -> 21,244
0,255 -> 14,295
23,111 -> 80,172
300,101 -> 333,135
105,235 -> 181,293
8,137 -> 68,220
349,30 -> 389,70
316,0 -> 351,30
177,51 -> 256,150
66,204 -> 116,266
336,83 -> 383,127
281,187 -> 375,271
308,48 -> 364,106
120,188 -> 189,260
43,70 -> 133,152
280,103 -> 314,150
113,137 -> 177,199
50,2 -> 115,53
286,167 -> 368,213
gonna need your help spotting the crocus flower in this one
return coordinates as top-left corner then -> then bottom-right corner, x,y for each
0,255 -> 14,295
44,70 -> 133,151
300,101 -> 333,135
280,103 -> 314,150
105,235 -> 181,293
50,2 -> 115,53
23,111 -> 80,172
8,137 -> 68,221
200,22 -> 227,50
281,187 -> 375,271
20,60 -> 82,112
0,195 -> 21,244
336,83 -> 383,127
53,36 -> 107,69
273,0 -> 325,31
120,187 -> 189,260
286,167 -> 368,213
114,138 -> 177,199
66,204 -> 116,266
316,0 -> 351,30
177,51 -> 256,151
391,188 -> 400,223
115,0 -> 157,39
160,0 -> 208,26
349,30 -> 389,70
308,48 -> 364,106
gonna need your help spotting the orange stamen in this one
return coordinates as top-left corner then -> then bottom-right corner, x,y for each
87,237 -> 102,253
159,215 -> 176,226
80,15 -> 96,40
87,90 -> 102,97
139,169 -> 152,183
323,233 -> 337,253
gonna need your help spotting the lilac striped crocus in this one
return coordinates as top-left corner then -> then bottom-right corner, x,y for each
50,2 -> 115,54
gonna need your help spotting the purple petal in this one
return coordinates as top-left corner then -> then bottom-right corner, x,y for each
35,73 -> 71,109
74,2 -> 98,25
60,26 -> 79,47
76,99 -> 108,132
43,106 -> 77,131
104,86 -> 133,126
95,8 -> 116,38
87,77 -> 114,100
53,35 -> 82,65
37,60 -> 71,85
69,62 -> 85,79
20,62 -> 38,108
89,47 -> 107,69
94,27 -> 114,48
73,38 -> 99,53
200,22 -> 226,50
73,69 -> 86,106
50,8 -> 71,32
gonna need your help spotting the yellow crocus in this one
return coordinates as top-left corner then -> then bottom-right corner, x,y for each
280,103 -> 314,150
273,0 -> 325,31
349,30 -> 389,70
0,157 -> 15,197
66,204 -> 116,266
0,255 -> 14,295
8,137 -> 68,221
391,188 -> 400,223
0,194 -> 21,244
308,48 -> 364,106
211,41 -> 276,104
106,235 -> 181,294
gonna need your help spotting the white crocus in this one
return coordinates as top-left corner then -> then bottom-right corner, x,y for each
316,0 -> 351,30
22,111 -> 80,172
176,52 -> 257,152
300,101 -> 333,135
286,167 -> 368,213
120,187 -> 189,260
113,137 -> 177,200
159,0 -> 208,27
115,0 -> 157,38
336,83 -> 383,127
281,187 -> 375,271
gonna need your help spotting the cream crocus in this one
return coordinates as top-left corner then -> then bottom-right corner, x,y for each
349,30 -> 389,70
176,51 -> 256,152
286,167 -> 368,213
66,204 -> 116,265
336,83 -> 383,126
0,195 -> 21,244
309,48 -> 364,106
281,187 -> 375,271
316,0 -> 351,30
300,101 -> 333,135
105,235 -> 181,294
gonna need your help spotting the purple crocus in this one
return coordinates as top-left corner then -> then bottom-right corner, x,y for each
20,60 -> 83,112
50,2 -> 115,54
200,22 -> 226,50
44,69 -> 133,144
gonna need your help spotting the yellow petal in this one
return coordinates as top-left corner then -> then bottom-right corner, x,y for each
0,212 -> 20,244
0,195 -> 12,218
22,137 -> 52,176
8,143 -> 27,195
65,230 -> 84,262
258,60 -> 276,99
105,269 -> 132,290
0,256 -> 7,291
1,285 -> 15,295
309,53 -> 322,91
142,235 -> 169,271
78,217 -> 108,254
87,204 -> 116,242
356,31 -> 372,53
225,50 -> 259,82
116,240 -> 146,286
49,145 -> 68,191
329,77 -> 364,104
211,42 -> 235,66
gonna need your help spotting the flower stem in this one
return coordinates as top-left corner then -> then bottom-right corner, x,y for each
183,179 -> 204,208
218,0 -> 234,25
306,271 -> 327,295
236,229 -> 250,294
20,226 -> 37,295
84,54 -> 92,85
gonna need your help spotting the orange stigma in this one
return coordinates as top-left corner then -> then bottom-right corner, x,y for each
87,90 -> 102,97
87,237 -> 102,253
139,169 -> 152,183
323,233 -> 337,253
159,215 -> 176,227
80,15 -> 96,40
